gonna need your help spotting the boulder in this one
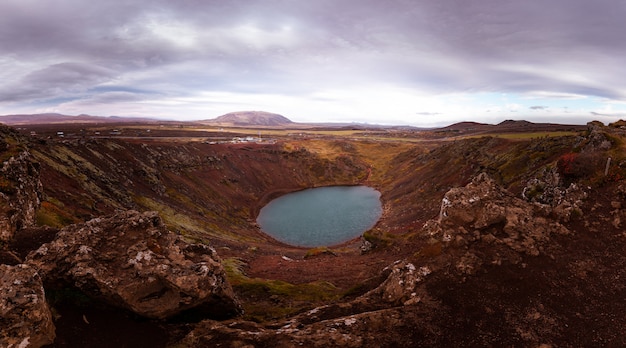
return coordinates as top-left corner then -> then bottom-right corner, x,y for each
523,167 -> 587,222
0,264 -> 55,348
358,260 -> 431,306
430,173 -> 570,256
27,210 -> 241,319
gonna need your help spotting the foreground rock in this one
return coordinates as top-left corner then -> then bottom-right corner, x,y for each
0,264 -> 55,348
424,173 -> 570,257
27,210 -> 241,319
0,125 -> 43,242
181,259 -> 438,347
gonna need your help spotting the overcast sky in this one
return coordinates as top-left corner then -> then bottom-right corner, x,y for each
1,0 -> 626,126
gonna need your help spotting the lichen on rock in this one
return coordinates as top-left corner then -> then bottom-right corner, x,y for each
0,263 -> 56,348
27,210 -> 242,319
427,173 -> 572,257
0,149 -> 43,242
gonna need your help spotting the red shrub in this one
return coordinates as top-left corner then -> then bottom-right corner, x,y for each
557,152 -> 597,179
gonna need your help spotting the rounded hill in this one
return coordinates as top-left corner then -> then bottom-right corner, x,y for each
209,111 -> 293,126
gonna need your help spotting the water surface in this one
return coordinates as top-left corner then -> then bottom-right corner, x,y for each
257,186 -> 382,247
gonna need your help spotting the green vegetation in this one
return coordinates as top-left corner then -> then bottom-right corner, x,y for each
304,246 -> 337,258
363,228 -> 396,248
36,200 -> 80,228
461,131 -> 580,140
222,257 -> 339,322
0,136 -> 26,162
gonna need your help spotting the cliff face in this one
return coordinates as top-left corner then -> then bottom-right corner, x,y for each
30,138 -> 369,245
0,125 -> 42,242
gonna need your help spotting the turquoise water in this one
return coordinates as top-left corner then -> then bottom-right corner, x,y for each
257,186 -> 382,247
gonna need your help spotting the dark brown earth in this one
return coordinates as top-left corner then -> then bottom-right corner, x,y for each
2,117 -> 625,347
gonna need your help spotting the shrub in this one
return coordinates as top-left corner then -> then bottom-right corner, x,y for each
556,152 -> 598,179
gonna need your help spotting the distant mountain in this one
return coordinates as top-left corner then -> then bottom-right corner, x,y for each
434,119 -> 586,137
497,119 -> 533,127
0,113 -> 160,125
205,111 -> 293,127
493,119 -> 585,132
439,121 -> 489,131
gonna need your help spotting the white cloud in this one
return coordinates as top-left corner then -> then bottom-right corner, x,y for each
1,0 -> 626,126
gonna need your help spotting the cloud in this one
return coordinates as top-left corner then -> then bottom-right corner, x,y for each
530,106 -> 549,110
0,62 -> 115,102
591,111 -> 626,117
1,0 -> 626,125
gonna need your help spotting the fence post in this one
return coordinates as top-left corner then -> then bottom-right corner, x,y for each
605,157 -> 612,176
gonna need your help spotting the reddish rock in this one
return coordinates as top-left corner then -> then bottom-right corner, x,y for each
0,148 -> 43,242
429,173 -> 570,256
178,258 -> 439,347
0,264 -> 55,348
27,210 -> 241,319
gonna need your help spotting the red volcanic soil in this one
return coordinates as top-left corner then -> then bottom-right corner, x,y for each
6,120 -> 626,346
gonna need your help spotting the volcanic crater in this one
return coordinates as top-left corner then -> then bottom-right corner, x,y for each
1,114 -> 625,347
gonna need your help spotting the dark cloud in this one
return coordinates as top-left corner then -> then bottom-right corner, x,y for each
0,62 -> 114,102
1,0 -> 625,123
530,106 -> 548,110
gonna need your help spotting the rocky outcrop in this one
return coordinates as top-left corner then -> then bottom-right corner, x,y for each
425,173 -> 570,257
0,264 -> 56,348
356,260 -> 430,306
180,259 -> 436,347
582,122 -> 612,152
183,308 -> 429,348
522,167 -> 587,222
27,210 -> 241,319
0,127 -> 43,242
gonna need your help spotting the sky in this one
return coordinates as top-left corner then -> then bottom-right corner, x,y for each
1,0 -> 626,127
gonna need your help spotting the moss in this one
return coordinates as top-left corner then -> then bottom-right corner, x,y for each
223,257 -> 339,321
363,228 -> 394,248
222,257 -> 248,282
235,280 -> 338,322
304,246 -> 337,258
36,200 -> 80,228
0,137 -> 26,163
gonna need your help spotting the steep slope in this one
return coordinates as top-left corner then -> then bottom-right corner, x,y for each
379,135 -> 579,232
27,138 -> 369,248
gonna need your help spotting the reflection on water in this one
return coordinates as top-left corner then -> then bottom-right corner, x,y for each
257,186 -> 382,247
